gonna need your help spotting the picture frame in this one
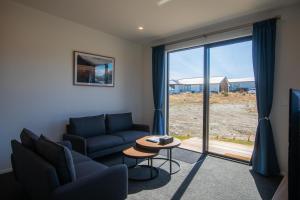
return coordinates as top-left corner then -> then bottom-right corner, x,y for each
73,51 -> 115,87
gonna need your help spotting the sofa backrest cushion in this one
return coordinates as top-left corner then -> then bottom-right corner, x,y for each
11,140 -> 60,199
106,113 -> 133,133
69,115 -> 106,138
35,135 -> 76,185
20,128 -> 39,151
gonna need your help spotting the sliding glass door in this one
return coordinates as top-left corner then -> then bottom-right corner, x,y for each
207,37 -> 256,161
167,36 -> 256,161
168,47 -> 204,153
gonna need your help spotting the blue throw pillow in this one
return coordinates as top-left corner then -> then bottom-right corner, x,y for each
106,113 -> 133,133
69,115 -> 106,138
35,135 -> 76,185
20,128 -> 39,151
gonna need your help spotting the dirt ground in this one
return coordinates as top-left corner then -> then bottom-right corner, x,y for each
169,92 -> 257,145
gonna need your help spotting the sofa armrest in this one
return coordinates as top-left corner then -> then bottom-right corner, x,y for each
132,124 -> 150,132
52,164 -> 128,200
63,134 -> 87,155
57,140 -> 72,150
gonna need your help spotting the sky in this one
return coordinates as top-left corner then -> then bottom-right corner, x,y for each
95,63 -> 113,76
169,41 -> 254,80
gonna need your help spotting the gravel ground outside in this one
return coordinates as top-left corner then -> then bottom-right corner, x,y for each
169,92 -> 257,145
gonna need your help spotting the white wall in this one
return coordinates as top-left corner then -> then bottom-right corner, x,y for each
271,4 -> 300,175
0,1 -> 143,172
142,46 -> 154,128
142,3 -> 300,174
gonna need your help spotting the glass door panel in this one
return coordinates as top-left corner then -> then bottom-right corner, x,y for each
168,47 -> 204,152
208,39 -> 257,161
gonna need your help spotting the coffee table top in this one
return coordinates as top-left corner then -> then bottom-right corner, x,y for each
136,136 -> 181,150
123,146 -> 158,159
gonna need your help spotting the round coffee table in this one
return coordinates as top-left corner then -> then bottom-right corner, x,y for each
122,146 -> 159,181
136,136 -> 181,175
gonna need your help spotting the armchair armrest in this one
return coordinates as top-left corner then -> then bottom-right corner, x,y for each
132,124 -> 150,132
52,164 -> 128,200
63,134 -> 87,155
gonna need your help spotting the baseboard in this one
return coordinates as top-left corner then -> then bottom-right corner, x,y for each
0,168 -> 12,174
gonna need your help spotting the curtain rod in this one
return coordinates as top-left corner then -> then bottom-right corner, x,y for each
155,16 -> 281,47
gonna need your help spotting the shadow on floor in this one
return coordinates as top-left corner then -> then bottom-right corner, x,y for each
250,170 -> 282,200
97,152 -> 172,194
160,148 -> 203,164
128,168 -> 171,194
171,154 -> 207,200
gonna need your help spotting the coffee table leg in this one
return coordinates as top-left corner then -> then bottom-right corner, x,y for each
152,148 -> 181,175
169,149 -> 172,175
150,158 -> 153,178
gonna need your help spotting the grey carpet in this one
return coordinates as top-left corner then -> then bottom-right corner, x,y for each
0,150 -> 282,200
98,153 -> 281,200
159,148 -> 203,164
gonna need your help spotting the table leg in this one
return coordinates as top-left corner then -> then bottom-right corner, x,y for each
150,158 -> 153,178
169,149 -> 172,175
167,149 -> 169,159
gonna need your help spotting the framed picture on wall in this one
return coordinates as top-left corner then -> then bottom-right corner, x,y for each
74,51 -> 115,87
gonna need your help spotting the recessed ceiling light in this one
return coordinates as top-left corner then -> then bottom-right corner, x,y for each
158,0 -> 173,6
138,26 -> 144,30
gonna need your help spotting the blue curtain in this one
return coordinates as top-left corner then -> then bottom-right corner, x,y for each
251,19 -> 280,176
152,45 -> 165,135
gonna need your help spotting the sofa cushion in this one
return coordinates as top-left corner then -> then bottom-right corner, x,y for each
35,135 -> 76,185
86,135 -> 124,153
112,130 -> 149,143
74,160 -> 107,179
69,115 -> 106,138
71,151 -> 91,164
106,113 -> 133,133
20,128 -> 39,151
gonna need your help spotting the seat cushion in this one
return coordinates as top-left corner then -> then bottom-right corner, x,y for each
35,135 -> 76,185
71,151 -> 91,164
106,113 -> 133,133
86,135 -> 124,153
112,130 -> 149,143
20,128 -> 39,151
69,115 -> 106,138
74,160 -> 107,179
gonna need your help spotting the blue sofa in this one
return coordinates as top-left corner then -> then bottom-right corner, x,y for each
63,113 -> 150,158
11,129 -> 128,200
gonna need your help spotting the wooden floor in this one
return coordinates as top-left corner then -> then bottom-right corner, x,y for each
179,137 -> 253,161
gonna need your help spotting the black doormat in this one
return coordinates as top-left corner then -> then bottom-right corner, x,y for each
159,148 -> 203,164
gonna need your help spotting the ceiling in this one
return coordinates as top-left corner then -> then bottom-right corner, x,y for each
11,0 -> 300,43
